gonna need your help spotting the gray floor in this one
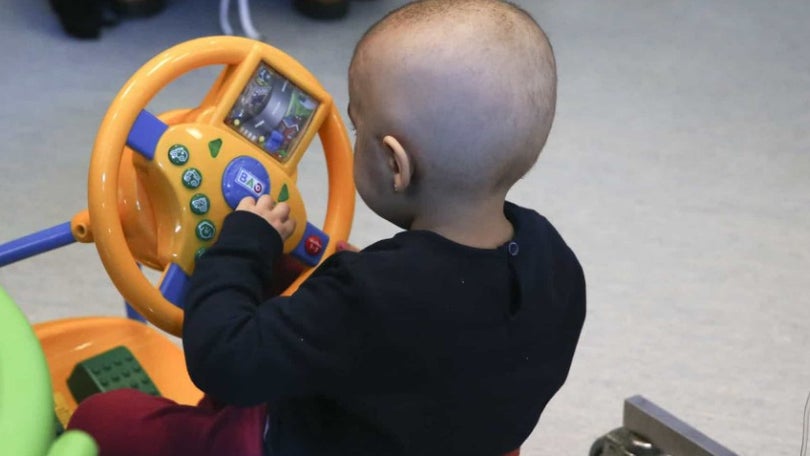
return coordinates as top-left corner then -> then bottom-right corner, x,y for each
1,0 -> 809,454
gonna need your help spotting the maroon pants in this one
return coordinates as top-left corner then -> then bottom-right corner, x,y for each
67,389 -> 267,456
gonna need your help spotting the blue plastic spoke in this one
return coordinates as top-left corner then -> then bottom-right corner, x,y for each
159,263 -> 190,309
290,222 -> 331,267
124,263 -> 147,322
126,110 -> 168,160
125,302 -> 147,323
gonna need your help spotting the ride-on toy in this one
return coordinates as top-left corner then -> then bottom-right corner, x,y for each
0,36 -> 355,452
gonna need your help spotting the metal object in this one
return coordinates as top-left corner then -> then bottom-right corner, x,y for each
590,427 -> 663,456
590,395 -> 738,456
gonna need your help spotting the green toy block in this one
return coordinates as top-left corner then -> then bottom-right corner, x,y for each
67,346 -> 161,404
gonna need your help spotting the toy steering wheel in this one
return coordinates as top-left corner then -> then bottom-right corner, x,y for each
87,36 -> 354,337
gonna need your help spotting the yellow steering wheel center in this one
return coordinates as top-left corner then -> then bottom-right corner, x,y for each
132,122 -> 309,274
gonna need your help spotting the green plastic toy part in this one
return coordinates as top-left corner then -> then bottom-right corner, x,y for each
68,345 -> 161,403
0,286 -> 98,456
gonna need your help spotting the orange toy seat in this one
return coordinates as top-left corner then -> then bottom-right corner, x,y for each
33,317 -> 203,426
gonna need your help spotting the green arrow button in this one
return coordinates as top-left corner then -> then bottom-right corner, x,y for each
278,183 -> 289,202
209,139 -> 222,158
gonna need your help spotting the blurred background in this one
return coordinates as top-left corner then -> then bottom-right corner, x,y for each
0,0 -> 808,454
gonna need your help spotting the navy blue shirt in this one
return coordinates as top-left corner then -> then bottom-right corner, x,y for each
184,202 -> 586,456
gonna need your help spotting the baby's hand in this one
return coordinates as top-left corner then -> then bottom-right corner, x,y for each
336,241 -> 360,252
236,195 -> 296,241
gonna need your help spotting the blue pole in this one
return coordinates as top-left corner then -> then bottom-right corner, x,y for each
0,222 -> 76,267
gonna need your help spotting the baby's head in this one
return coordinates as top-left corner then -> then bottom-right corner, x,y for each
348,0 -> 556,229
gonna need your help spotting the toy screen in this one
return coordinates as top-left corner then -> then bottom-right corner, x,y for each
225,62 -> 320,163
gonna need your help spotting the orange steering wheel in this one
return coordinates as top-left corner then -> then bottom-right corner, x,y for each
87,36 -> 354,337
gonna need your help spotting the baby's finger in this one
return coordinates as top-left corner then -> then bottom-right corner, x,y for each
271,202 -> 291,220
336,241 -> 360,252
256,194 -> 275,210
271,216 -> 296,241
236,196 -> 256,211
279,217 -> 297,240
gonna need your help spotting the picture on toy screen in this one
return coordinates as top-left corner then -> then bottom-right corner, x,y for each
226,62 -> 320,163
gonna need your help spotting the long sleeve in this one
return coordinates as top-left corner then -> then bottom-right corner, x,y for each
183,211 -> 363,406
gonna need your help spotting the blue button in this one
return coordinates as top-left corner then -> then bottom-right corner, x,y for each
291,223 -> 330,266
221,156 -> 271,209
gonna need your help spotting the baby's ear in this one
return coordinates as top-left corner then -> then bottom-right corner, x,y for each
383,135 -> 413,193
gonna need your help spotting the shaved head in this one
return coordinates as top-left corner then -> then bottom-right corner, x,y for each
349,0 -> 556,199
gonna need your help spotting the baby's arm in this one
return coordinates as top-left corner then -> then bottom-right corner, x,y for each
182,202 -> 365,406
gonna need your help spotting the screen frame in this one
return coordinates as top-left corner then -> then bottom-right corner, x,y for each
207,49 -> 333,174
224,62 -> 322,165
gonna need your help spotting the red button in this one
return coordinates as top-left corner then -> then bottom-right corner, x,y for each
304,235 -> 323,256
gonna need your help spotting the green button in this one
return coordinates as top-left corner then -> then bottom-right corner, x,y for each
182,168 -> 203,189
190,194 -> 210,215
278,183 -> 290,202
209,139 -> 222,158
168,144 -> 190,165
195,247 -> 207,260
196,220 -> 216,241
